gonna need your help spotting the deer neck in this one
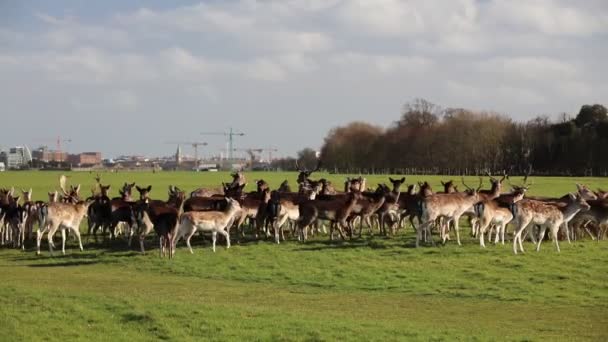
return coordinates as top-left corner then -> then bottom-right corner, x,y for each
560,202 -> 584,222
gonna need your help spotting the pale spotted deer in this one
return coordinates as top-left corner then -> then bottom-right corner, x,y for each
511,193 -> 590,254
173,197 -> 241,253
417,178 -> 483,247
36,199 -> 94,255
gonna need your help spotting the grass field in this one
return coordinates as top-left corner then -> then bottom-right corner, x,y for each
1,171 -> 607,341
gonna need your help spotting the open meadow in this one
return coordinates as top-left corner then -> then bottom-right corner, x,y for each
1,171 -> 607,341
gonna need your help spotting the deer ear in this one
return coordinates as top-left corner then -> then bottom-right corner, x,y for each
147,185 -> 152,192
75,185 -> 81,194
568,192 -> 576,200
29,188 -> 32,195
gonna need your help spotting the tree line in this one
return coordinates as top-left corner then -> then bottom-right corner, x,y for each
276,99 -> 608,176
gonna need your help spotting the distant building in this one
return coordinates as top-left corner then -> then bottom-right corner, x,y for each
32,146 -> 68,162
3,146 -> 32,169
68,152 -> 102,166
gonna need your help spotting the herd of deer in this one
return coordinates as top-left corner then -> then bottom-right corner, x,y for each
1,163 -> 607,258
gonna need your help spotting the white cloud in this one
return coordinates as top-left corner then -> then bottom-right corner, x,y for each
0,0 -> 605,156
478,57 -> 579,81
484,0 -> 608,36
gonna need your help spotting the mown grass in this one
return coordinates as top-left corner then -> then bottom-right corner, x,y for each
1,171 -> 607,341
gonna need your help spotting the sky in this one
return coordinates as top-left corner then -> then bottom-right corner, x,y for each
0,0 -> 606,159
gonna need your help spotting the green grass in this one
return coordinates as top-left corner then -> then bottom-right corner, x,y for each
1,171 -> 607,341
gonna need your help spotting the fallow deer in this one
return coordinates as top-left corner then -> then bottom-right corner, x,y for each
173,197 -> 241,253
36,199 -> 94,255
475,186 -> 528,247
417,178 -> 483,247
512,193 -> 590,254
297,191 -> 362,241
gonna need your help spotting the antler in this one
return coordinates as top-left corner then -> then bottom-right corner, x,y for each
461,176 -> 473,191
295,159 -> 306,172
59,175 -> 68,195
476,177 -> 483,192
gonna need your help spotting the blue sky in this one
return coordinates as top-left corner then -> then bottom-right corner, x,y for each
0,0 -> 606,159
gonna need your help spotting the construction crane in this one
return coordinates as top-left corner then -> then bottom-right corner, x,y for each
165,141 -> 208,169
200,127 -> 245,161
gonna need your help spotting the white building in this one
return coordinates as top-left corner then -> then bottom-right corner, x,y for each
5,146 -> 32,169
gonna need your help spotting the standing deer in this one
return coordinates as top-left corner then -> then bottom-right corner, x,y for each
36,199 -> 94,255
417,178 -> 483,247
512,193 -> 590,254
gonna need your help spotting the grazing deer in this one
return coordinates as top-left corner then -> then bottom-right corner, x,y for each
36,199 -> 94,255
173,197 -> 241,253
512,193 -> 590,254
417,178 -> 483,247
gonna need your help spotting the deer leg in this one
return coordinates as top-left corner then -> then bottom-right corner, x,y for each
60,229 -> 66,255
536,225 -> 548,252
453,216 -> 461,246
564,222 -> 571,244
220,229 -> 230,249
551,224 -> 561,253
211,231 -> 218,252
73,227 -> 84,252
185,229 -> 196,254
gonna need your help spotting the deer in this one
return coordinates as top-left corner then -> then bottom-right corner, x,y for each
524,184 -> 598,243
271,185 -> 321,243
134,194 -> 184,258
465,172 -> 507,238
511,193 -> 590,254
417,178 -> 483,247
135,186 -> 186,253
397,182 -> 432,236
297,191 -> 362,241
172,197 -> 241,253
347,185 -> 389,238
108,182 -> 137,243
36,199 -> 94,255
376,177 -> 405,235
568,198 -> 608,241
474,186 -> 528,247
87,184 -> 112,242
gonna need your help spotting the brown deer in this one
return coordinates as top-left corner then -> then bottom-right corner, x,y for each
137,187 -> 186,254
512,193 -> 590,254
297,191 -> 362,241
